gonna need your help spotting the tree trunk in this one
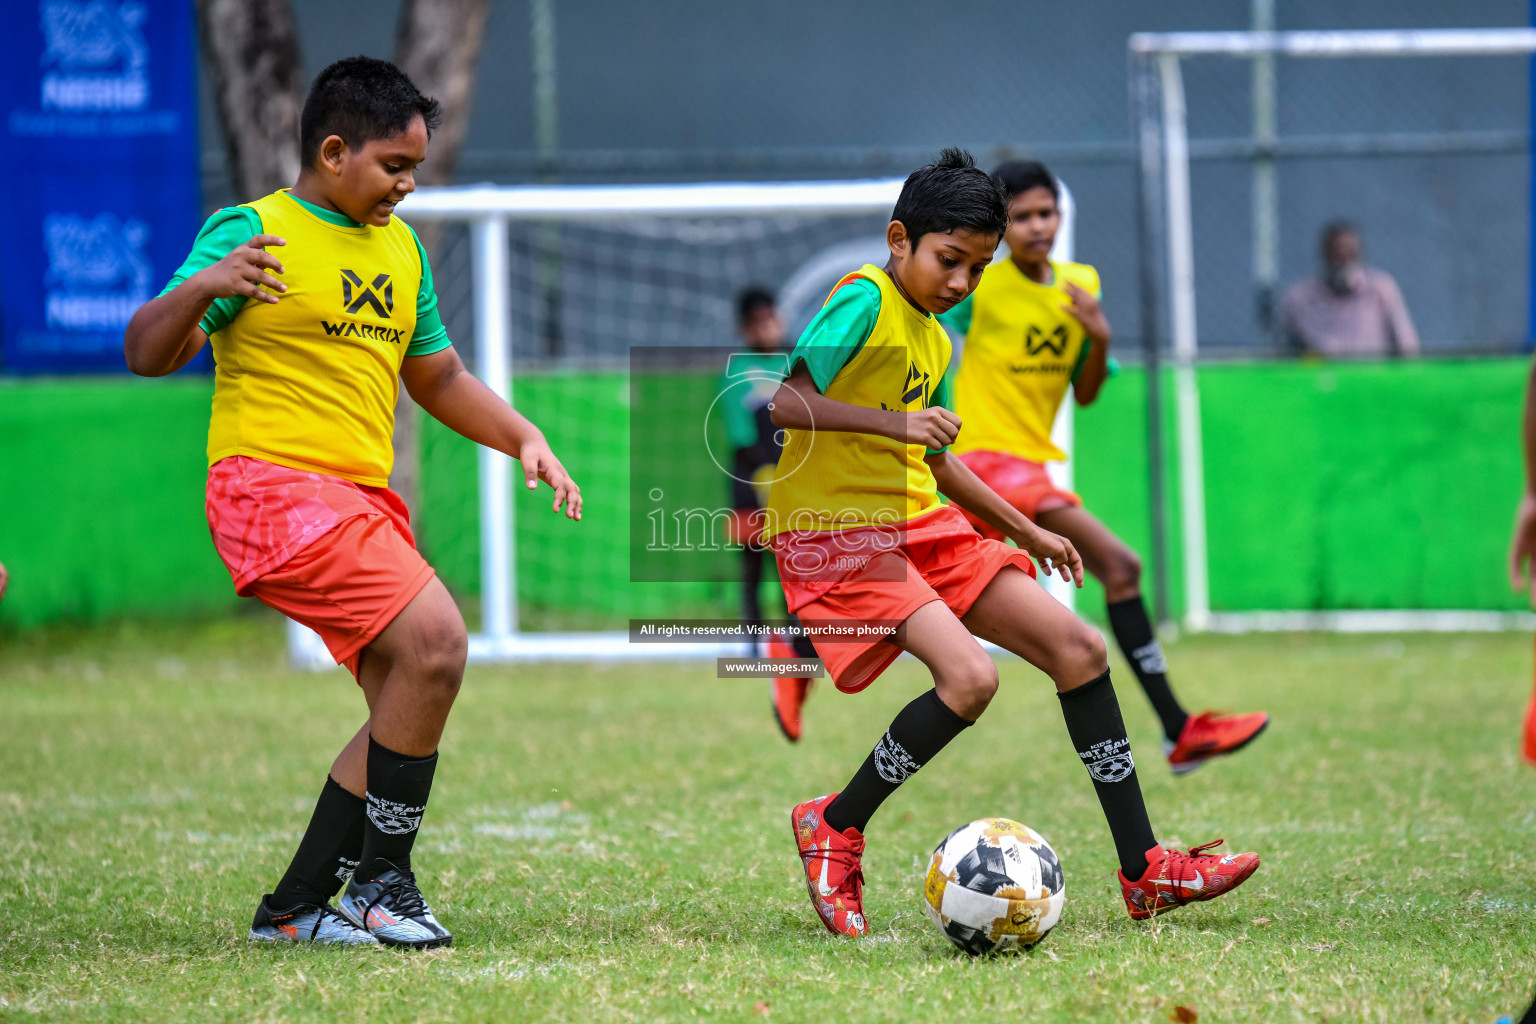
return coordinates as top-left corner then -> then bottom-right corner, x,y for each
394,0 -> 490,188
194,0 -> 303,202
390,0 -> 491,548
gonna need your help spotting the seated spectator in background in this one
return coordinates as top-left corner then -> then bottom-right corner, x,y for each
1280,221 -> 1419,358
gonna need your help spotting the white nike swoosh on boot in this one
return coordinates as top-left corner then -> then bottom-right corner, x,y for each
1155,870 -> 1204,893
817,842 -> 837,897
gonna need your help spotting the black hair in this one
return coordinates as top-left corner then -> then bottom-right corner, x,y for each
1321,219 -> 1360,249
737,286 -> 777,323
992,160 -> 1060,204
891,147 -> 1009,248
300,56 -> 442,167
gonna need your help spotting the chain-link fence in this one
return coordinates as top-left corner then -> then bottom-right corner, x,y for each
196,0 -> 1531,363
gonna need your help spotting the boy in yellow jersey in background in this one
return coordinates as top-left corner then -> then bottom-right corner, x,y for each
774,150 -> 1259,937
125,57 -> 581,948
943,160 -> 1268,773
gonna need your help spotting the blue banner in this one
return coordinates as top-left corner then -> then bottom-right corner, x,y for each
0,0 -> 201,374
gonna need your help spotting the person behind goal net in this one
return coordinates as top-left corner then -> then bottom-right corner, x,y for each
716,287 -> 820,739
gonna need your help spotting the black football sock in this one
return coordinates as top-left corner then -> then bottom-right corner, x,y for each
1106,596 -> 1189,742
824,689 -> 973,834
269,775 -> 365,907
741,544 -> 765,624
356,736 -> 437,881
787,615 -> 819,660
1058,670 -> 1159,880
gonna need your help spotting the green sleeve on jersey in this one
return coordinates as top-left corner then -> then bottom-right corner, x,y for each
157,206 -> 263,337
786,277 -> 881,391
925,355 -> 955,456
404,225 -> 451,357
1069,338 -> 1092,384
936,291 -> 974,336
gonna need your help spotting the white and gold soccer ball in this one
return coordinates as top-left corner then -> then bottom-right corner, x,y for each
922,817 -> 1066,954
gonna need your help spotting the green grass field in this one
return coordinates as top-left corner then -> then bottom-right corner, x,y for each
2,617 -> 1533,1022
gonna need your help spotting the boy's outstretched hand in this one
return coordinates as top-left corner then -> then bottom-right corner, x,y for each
197,235 -> 288,305
1011,522 -> 1084,588
519,440 -> 582,521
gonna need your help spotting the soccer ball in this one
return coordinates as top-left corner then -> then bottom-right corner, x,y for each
922,817 -> 1066,955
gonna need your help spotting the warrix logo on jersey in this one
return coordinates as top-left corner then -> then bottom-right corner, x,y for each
320,270 -> 404,344
880,361 -> 932,410
1024,324 -> 1069,356
341,270 -> 393,316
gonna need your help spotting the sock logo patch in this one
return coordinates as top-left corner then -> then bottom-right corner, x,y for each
1076,737 -> 1136,784
872,731 -> 923,784
365,793 -> 424,835
1131,640 -> 1167,675
334,856 -> 359,883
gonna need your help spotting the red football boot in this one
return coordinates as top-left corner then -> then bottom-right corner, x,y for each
768,632 -> 813,743
1120,839 -> 1260,920
789,794 -> 867,936
1165,710 -> 1269,775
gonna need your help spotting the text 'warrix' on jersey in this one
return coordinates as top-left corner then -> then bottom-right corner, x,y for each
951,258 -> 1101,463
204,190 -> 423,487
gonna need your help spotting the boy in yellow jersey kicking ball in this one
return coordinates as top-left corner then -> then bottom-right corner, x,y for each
775,159 -> 1268,771
125,57 -> 581,948
773,150 -> 1259,937
943,160 -> 1267,773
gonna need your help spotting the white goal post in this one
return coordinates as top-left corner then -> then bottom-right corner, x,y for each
1129,27 -> 1536,635
288,176 -> 1078,668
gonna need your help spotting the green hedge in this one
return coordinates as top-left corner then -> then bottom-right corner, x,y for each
1,357 -> 1527,629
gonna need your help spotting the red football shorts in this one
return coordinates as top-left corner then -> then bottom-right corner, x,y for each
773,504 -> 1036,694
205,456 -> 436,678
956,449 -> 1082,539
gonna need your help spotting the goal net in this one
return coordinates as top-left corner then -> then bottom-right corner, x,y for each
290,177 -> 1077,666
1130,27 -> 1536,634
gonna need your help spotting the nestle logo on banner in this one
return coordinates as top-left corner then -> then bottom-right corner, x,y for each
44,213 -> 151,331
40,0 -> 150,112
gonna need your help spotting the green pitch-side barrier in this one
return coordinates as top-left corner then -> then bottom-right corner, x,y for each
0,357 -> 1527,630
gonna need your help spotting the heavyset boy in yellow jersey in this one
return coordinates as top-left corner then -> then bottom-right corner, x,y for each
200,188 -> 433,486
127,58 -> 580,948
769,151 -> 1259,937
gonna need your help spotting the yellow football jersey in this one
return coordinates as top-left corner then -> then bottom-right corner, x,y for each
764,265 -> 953,538
951,259 -> 1100,463
205,190 -> 423,486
